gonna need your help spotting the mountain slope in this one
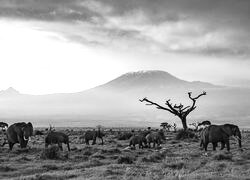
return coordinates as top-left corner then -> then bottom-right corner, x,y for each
0,70 -> 249,128
95,70 -> 217,94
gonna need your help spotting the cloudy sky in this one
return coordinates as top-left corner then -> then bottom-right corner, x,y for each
0,0 -> 250,94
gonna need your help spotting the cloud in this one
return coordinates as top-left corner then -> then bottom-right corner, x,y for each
0,0 -> 250,58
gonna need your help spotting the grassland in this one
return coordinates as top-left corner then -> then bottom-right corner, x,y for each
0,128 -> 250,180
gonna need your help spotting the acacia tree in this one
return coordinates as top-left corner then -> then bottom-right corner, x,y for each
160,122 -> 172,131
139,91 -> 206,130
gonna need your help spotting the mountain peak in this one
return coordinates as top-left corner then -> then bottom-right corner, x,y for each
0,87 -> 20,96
118,70 -> 185,83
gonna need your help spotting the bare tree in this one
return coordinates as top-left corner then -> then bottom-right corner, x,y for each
160,122 -> 172,131
139,91 -> 206,130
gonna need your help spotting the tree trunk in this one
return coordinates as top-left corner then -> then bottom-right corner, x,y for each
180,117 -> 188,130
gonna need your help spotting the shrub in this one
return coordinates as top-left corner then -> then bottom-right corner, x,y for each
117,132 -> 133,140
117,155 -> 134,164
40,145 -> 68,160
140,152 -> 165,163
241,151 -> 250,160
91,152 -> 106,159
0,165 -> 15,172
162,161 -> 185,169
175,129 -> 196,140
42,164 -> 59,171
213,152 -> 233,161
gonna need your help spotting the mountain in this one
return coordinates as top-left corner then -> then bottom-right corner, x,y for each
0,70 -> 250,128
0,87 -> 20,96
96,70 -> 217,93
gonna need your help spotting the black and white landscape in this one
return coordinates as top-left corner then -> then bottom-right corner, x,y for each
1,1 -> 250,180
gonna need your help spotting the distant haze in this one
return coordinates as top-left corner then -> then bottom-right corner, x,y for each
1,70 -> 250,128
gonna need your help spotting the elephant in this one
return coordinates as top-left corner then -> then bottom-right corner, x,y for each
198,120 -> 211,127
200,124 -> 242,151
45,131 -> 70,151
146,130 -> 165,148
129,135 -> 147,149
3,122 -> 33,150
84,129 -> 104,145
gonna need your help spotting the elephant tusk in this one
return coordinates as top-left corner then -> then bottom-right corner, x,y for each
23,136 -> 29,141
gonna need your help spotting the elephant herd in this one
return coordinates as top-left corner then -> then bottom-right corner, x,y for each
128,123 -> 242,152
129,129 -> 165,149
0,122 -> 106,151
0,121 -> 243,152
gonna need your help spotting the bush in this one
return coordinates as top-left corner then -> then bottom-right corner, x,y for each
213,152 -> 233,161
162,161 -> 185,169
175,129 -> 196,140
241,151 -> 250,160
42,164 -> 59,171
117,155 -> 134,164
91,152 -> 106,159
117,132 -> 133,140
40,145 -> 68,160
140,152 -> 165,163
0,165 -> 15,172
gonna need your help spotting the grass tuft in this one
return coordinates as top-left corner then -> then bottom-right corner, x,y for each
162,161 -> 186,169
40,145 -> 68,160
117,155 -> 134,164
140,152 -> 165,163
0,165 -> 15,172
213,152 -> 233,161
175,129 -> 196,140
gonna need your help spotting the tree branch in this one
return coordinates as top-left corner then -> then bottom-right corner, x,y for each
185,91 -> 206,116
139,98 -> 176,114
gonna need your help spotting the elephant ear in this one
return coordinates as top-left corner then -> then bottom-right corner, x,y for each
231,126 -> 239,135
13,124 -> 24,137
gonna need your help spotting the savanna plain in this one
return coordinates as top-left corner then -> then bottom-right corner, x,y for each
0,127 -> 250,180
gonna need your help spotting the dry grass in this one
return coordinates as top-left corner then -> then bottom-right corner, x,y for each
0,129 -> 250,179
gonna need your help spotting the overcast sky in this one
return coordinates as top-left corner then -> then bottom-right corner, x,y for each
0,0 -> 250,94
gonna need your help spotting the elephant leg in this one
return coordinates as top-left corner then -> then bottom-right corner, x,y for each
92,138 -> 96,145
148,142 -> 151,148
212,142 -> 217,151
220,142 -> 225,150
66,143 -> 70,151
200,140 -> 203,147
86,140 -> 89,145
140,142 -> 143,149
226,140 -> 230,151
9,142 -> 14,150
58,143 -> 63,151
24,140 -> 28,147
153,142 -> 155,148
101,138 -> 103,145
204,142 -> 208,151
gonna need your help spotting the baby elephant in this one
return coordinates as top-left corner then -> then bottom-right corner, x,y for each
146,130 -> 165,148
45,131 -> 70,151
129,135 -> 147,149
